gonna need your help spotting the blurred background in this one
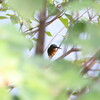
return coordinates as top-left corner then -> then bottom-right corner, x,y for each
0,0 -> 100,100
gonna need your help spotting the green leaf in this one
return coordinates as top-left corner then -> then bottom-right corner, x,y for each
48,3 -> 60,16
62,0 -> 66,1
64,22 -> 100,55
1,2 -> 8,11
7,0 -> 44,19
0,8 -> 8,11
6,14 -> 13,16
59,17 -> 68,28
0,16 -> 8,19
32,37 -> 38,42
95,51 -> 100,60
46,32 -> 52,36
78,90 -> 100,100
65,14 -> 75,22
0,88 -> 11,100
64,21 -> 86,45
51,60 -> 90,88
79,24 -> 100,54
48,0 -> 53,4
66,0 -> 94,11
65,14 -> 72,20
6,14 -> 20,24
10,15 -> 19,24
0,24 -> 32,57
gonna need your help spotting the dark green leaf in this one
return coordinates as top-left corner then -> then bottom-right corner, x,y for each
48,3 -> 60,16
65,14 -> 75,22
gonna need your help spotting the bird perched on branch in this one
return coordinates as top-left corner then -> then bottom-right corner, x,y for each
47,44 -> 61,58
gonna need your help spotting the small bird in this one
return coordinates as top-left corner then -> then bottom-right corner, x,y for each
47,44 -> 61,58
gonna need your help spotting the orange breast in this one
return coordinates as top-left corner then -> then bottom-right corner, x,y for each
49,49 -> 57,58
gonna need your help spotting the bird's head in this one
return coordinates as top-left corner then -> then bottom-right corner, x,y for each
50,44 -> 61,49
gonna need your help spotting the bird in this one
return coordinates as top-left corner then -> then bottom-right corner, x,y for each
47,44 -> 61,58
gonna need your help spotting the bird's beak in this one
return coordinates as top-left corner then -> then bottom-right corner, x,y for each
56,47 -> 61,49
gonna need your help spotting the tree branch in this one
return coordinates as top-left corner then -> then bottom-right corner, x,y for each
56,48 -> 80,60
35,0 -> 47,55
26,11 -> 63,34
82,50 -> 100,74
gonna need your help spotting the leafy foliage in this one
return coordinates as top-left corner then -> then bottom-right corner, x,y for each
0,0 -> 100,100
7,0 -> 44,19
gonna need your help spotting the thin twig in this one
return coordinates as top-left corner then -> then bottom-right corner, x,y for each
82,56 -> 95,68
76,8 -> 91,20
87,8 -> 91,20
82,50 -> 100,74
90,69 -> 100,71
26,11 -> 64,34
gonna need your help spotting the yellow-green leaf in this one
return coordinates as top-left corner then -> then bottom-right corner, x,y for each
0,16 -> 8,19
59,17 -> 68,28
46,32 -> 52,36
